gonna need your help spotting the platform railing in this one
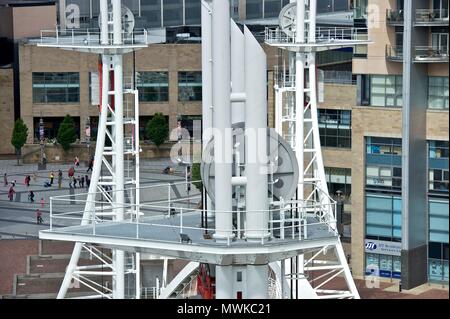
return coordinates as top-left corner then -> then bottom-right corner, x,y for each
39,27 -> 148,47
265,27 -> 369,45
47,181 -> 338,247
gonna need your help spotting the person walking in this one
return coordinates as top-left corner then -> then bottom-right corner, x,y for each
28,190 -> 35,203
74,156 -> 80,167
85,175 -> 90,189
87,158 -> 93,172
58,170 -> 63,189
80,175 -> 85,188
36,209 -> 43,224
49,171 -> 55,185
3,173 -> 7,186
73,176 -> 78,188
8,186 -> 15,201
24,175 -> 30,187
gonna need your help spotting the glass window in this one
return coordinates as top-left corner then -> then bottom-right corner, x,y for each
369,75 -> 403,107
429,200 -> 449,243
325,167 -> 352,201
429,140 -> 449,159
318,109 -> 352,148
136,72 -> 169,102
429,169 -> 449,193
365,253 -> 379,275
264,0 -> 282,18
428,76 -> 449,110
141,0 -> 162,28
178,71 -> 202,101
366,194 -> 402,240
185,0 -> 201,25
380,255 -> 393,277
163,0 -> 183,27
32,72 -> 80,104
246,0 -> 263,19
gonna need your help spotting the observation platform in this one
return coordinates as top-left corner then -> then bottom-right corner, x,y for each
39,182 -> 339,266
265,27 -> 372,52
33,27 -> 158,54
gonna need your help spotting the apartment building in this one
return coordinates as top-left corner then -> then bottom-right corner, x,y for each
336,0 -> 448,288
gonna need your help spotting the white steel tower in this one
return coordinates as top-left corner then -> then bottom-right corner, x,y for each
266,0 -> 371,298
39,0 -> 370,299
37,0 -> 148,298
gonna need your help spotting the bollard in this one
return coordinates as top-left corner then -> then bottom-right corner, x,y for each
399,281 -> 402,292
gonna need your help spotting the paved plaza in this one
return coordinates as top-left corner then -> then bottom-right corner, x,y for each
0,158 -> 193,239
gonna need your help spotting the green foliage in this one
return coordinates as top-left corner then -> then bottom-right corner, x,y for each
191,162 -> 203,192
11,118 -> 28,152
146,113 -> 168,148
57,115 -> 77,151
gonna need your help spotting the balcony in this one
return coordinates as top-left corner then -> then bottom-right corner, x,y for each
414,46 -> 449,63
415,9 -> 449,26
386,45 -> 403,62
386,9 -> 404,26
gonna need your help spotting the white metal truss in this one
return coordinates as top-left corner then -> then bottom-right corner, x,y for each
36,0 -> 145,299
56,59 -> 142,299
270,0 -> 362,299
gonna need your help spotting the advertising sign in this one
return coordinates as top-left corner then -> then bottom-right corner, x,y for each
365,239 -> 401,256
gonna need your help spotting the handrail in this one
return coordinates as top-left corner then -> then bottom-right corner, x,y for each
265,27 -> 370,45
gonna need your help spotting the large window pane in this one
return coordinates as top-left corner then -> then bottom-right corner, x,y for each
247,0 -> 263,19
178,71 -> 202,101
32,72 -> 80,104
185,0 -> 201,25
428,76 -> 449,109
141,0 -> 162,28
264,0 -> 282,18
137,71 -> 169,102
318,109 -> 352,148
370,75 -> 402,107
163,0 -> 183,26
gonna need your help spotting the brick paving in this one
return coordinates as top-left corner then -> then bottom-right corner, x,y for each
0,239 -> 39,295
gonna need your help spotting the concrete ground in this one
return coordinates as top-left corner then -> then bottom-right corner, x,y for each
0,159 -> 188,239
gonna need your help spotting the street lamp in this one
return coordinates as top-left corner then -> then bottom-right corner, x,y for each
38,117 -> 46,170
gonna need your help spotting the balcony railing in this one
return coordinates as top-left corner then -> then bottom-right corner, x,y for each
386,9 -> 404,25
414,46 -> 449,63
415,9 -> 449,24
386,45 -> 403,62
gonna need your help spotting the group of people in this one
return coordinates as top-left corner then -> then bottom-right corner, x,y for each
3,155 -> 94,224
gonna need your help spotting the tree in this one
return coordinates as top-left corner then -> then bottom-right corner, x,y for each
191,162 -> 203,192
57,115 -> 77,151
145,113 -> 168,148
11,118 -> 28,165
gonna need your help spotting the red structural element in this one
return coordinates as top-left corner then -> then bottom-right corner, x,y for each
98,58 -> 115,111
109,69 -> 115,111
98,57 -> 103,111
196,263 -> 215,299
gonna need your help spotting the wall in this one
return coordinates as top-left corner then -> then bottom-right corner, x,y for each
0,68 -> 15,155
12,5 -> 56,39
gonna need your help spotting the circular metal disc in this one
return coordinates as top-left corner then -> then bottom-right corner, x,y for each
279,2 -> 297,38
201,123 -> 299,203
